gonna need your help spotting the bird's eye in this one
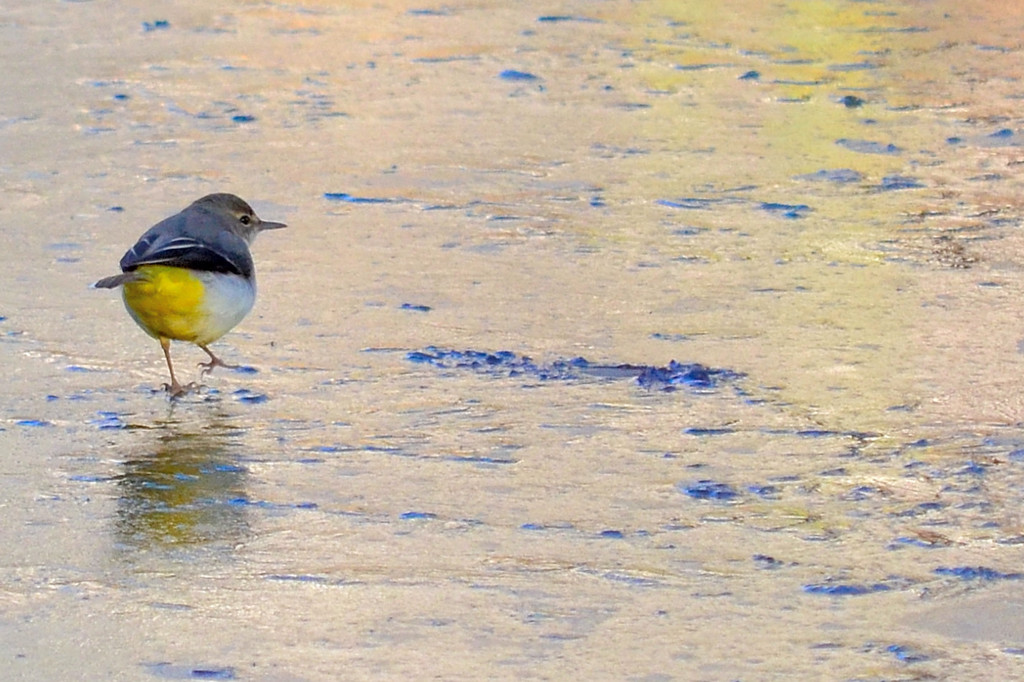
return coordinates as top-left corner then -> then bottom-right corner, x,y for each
239,215 -> 252,225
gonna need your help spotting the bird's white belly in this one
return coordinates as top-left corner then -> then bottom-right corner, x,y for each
195,272 -> 256,345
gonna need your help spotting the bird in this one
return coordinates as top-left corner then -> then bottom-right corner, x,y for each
94,193 -> 286,397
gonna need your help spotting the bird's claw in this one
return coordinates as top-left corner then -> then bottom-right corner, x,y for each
163,381 -> 199,398
198,358 -> 238,378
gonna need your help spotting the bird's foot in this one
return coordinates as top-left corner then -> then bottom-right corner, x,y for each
198,356 -> 238,378
163,380 -> 199,398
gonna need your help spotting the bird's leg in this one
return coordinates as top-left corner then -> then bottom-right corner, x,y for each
160,337 -> 191,397
198,344 -> 238,377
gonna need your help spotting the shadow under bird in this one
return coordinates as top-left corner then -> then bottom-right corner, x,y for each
94,193 -> 286,397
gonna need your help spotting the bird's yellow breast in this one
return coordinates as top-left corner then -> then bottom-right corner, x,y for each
121,265 -> 256,345
122,265 -> 207,342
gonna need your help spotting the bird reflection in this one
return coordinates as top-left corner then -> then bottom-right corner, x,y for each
114,413 -> 251,554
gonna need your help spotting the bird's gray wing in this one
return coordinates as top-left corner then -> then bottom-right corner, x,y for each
119,215 -> 254,278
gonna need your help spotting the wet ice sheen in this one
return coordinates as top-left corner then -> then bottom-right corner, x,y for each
5,0 -> 1024,680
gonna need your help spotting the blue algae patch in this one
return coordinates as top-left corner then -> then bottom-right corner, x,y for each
656,197 -> 719,210
748,484 -> 781,499
148,602 -> 193,612
636,361 -> 742,390
90,411 -> 127,430
413,55 -> 481,64
538,15 -> 599,22
810,642 -> 843,651
860,25 -> 929,34
231,114 -> 255,123
142,20 -> 170,32
876,175 -> 924,191
408,348 -> 526,370
69,474 -> 114,483
363,445 -> 403,455
803,581 -> 892,596
310,445 -> 347,453
760,202 -> 811,219
323,192 -> 396,203
678,480 -> 739,500
143,662 -> 236,680
669,227 -> 706,237
675,62 -> 734,72
650,332 -> 690,341
186,668 -> 235,680
499,69 -> 539,81
795,168 -> 863,183
406,347 -> 742,391
231,365 -> 259,374
888,535 -> 947,549
958,461 -> 987,475
753,554 -> 785,569
443,454 -> 518,465
576,568 -> 661,587
66,365 -> 99,372
232,389 -> 268,404
738,70 -> 760,80
891,501 -> 947,519
683,427 -> 734,436
934,566 -> 1023,581
838,94 -> 866,107
836,138 -> 902,154
224,497 -> 316,511
521,521 -> 574,531
400,511 -> 437,520
48,242 -> 80,251
264,574 -> 330,583
599,529 -> 624,539
16,419 -> 51,427
884,644 -> 929,663
400,302 -> 432,312
843,485 -> 880,501
796,429 -> 842,438
830,62 -> 877,72
262,572 -> 350,585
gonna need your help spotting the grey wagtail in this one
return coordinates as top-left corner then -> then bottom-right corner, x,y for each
94,193 -> 286,396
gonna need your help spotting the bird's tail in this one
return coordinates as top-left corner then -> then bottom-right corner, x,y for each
92,272 -> 140,289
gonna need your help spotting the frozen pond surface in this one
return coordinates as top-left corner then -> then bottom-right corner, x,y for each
5,0 -> 1024,679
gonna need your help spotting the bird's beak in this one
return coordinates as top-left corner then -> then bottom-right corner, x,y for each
258,220 -> 287,231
